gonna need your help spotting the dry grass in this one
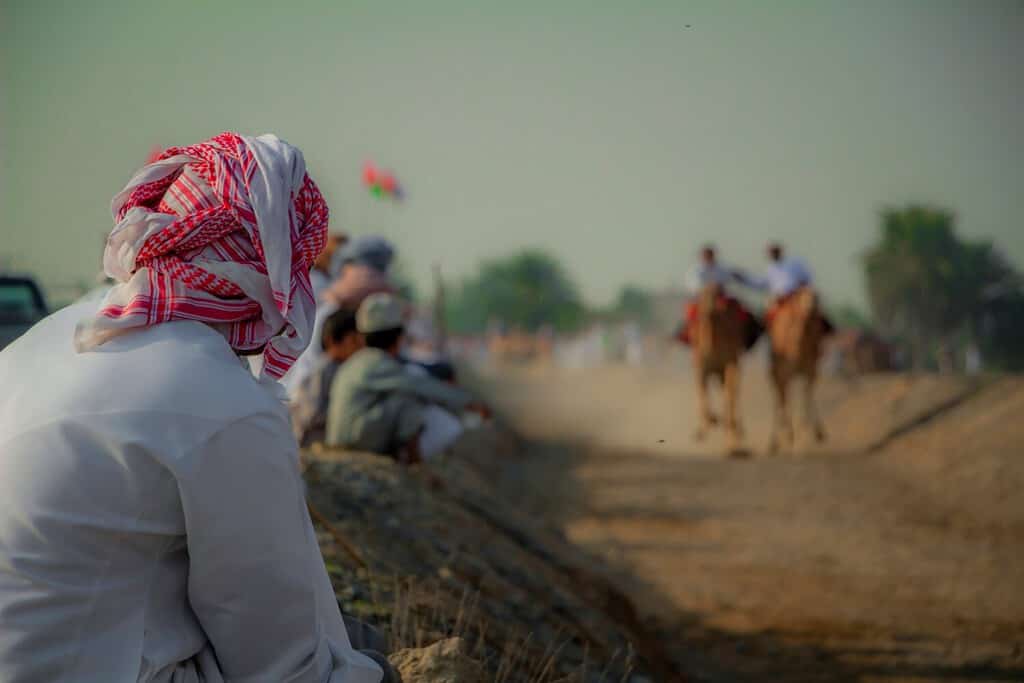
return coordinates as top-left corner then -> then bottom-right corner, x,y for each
346,574 -> 634,682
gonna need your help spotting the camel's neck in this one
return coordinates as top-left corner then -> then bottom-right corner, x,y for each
697,309 -> 739,359
772,289 -> 822,359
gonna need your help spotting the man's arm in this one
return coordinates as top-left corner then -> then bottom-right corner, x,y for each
179,412 -> 382,682
730,267 -> 770,291
367,366 -> 475,414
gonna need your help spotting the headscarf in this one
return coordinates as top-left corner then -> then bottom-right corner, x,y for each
74,132 -> 329,381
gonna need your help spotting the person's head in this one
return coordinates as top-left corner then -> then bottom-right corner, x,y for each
75,132 -> 328,382
766,242 -> 784,262
338,235 -> 395,275
357,293 -> 406,354
314,232 -> 347,274
321,307 -> 362,362
700,245 -> 717,265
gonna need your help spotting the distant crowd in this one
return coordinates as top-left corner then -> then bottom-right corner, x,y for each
284,233 -> 490,462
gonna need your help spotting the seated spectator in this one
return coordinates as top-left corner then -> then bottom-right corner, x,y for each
310,232 -> 348,300
283,235 -> 397,399
0,132 -> 383,682
292,307 -> 363,447
325,235 -> 398,310
401,315 -> 457,383
326,293 -> 489,463
401,355 -> 457,383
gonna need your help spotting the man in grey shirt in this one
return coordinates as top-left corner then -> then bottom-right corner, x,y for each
326,294 -> 488,462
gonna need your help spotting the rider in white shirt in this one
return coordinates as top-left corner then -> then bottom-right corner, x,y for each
679,246 -> 761,347
685,245 -> 735,295
734,243 -> 833,332
734,243 -> 813,298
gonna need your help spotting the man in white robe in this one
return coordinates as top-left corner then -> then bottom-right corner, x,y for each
0,132 -> 383,682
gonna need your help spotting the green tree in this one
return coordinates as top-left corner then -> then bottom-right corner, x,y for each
976,289 -> 1024,371
829,302 -> 871,330
863,204 -> 1021,369
610,284 -> 654,324
446,249 -> 586,333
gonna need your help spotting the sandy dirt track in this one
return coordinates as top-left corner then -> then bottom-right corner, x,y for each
472,359 -> 1024,682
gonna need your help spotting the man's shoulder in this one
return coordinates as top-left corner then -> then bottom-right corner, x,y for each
3,310 -> 280,424
0,314 -> 289,456
784,257 -> 812,276
341,347 -> 389,372
332,348 -> 389,387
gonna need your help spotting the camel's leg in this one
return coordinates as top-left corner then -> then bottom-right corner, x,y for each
723,361 -> 743,452
803,371 -> 826,443
768,371 -> 782,454
694,368 -> 714,442
781,374 -> 795,449
724,362 -> 744,452
769,365 -> 794,453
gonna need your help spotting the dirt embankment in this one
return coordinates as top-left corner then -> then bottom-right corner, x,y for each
470,364 -> 1024,682
304,431 -> 686,682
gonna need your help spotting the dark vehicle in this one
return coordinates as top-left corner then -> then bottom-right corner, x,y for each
0,276 -> 48,350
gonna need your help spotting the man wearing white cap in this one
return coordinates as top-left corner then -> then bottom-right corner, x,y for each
283,235 -> 397,399
326,293 -> 488,462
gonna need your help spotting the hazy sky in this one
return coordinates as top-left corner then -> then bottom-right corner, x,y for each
3,1 -> 1022,307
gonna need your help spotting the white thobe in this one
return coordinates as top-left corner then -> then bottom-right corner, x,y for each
743,258 -> 813,297
685,263 -> 733,294
0,303 -> 382,683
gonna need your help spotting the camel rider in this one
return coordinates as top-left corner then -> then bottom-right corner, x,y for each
679,246 -> 761,348
686,245 -> 733,293
733,243 -> 833,333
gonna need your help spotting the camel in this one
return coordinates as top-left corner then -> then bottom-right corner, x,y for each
691,283 -> 746,452
767,287 -> 828,452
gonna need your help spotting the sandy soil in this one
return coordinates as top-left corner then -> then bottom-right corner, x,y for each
471,357 -> 1024,682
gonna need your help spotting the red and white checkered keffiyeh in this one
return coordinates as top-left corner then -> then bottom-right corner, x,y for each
74,132 -> 329,381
